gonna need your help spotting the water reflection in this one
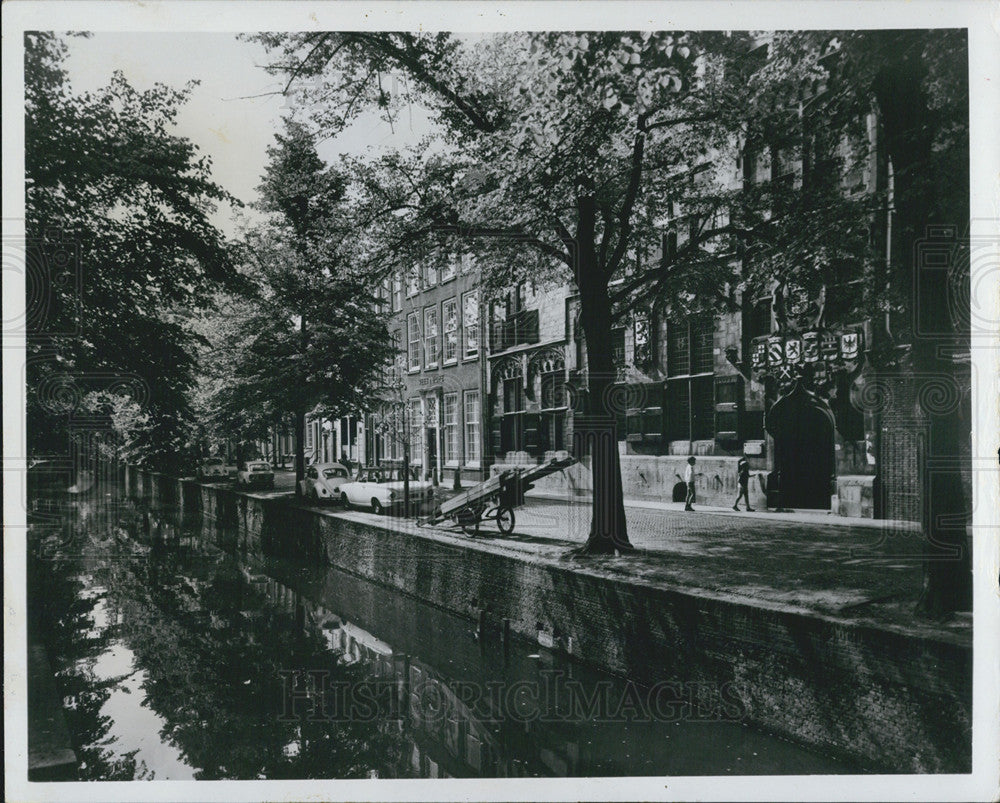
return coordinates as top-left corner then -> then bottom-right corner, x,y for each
27,486 -> 852,780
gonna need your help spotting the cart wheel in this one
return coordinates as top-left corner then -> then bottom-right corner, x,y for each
496,507 -> 515,534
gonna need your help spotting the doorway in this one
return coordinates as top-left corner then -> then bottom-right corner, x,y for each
765,382 -> 836,510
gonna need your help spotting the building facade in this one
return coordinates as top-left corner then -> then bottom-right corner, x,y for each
366,255 -> 487,485
483,40 -> 969,521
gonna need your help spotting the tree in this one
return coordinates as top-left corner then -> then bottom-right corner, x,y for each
205,121 -> 395,491
251,31 -> 732,552
837,30 -> 971,615
251,30 -> 970,586
25,32 -> 242,474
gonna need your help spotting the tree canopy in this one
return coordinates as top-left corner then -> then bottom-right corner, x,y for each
25,32 -> 242,472
195,121 -> 395,479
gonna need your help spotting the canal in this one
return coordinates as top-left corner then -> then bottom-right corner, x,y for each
27,484 -> 855,780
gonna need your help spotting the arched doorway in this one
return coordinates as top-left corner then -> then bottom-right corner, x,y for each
765,381 -> 836,510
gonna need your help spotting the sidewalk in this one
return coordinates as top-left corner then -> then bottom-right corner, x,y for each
407,490 -> 967,644
523,489 -> 921,531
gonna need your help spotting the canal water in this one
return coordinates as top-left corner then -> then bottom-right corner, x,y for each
27,485 -> 855,780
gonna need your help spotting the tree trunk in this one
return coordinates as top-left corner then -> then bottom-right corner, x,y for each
873,35 -> 971,615
574,195 -> 633,554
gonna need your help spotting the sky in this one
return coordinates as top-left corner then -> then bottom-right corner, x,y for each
61,32 -> 433,235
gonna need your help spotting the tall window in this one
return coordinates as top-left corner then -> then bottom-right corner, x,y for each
392,275 -> 402,312
443,393 -> 459,465
424,262 -> 438,288
500,373 -> 525,453
666,317 -> 715,442
409,398 -> 423,464
423,306 -> 439,368
407,313 -> 420,372
540,370 -> 567,452
407,267 -> 420,297
463,291 -> 479,358
463,390 -> 481,464
442,298 -> 458,364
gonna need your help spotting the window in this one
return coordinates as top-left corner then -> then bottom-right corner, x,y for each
541,370 -> 566,409
423,306 -> 439,368
540,370 -> 567,453
668,317 -> 713,377
667,323 -> 690,376
407,267 -> 420,297
409,398 -> 423,464
443,393 -> 459,464
441,256 -> 457,283
443,298 -> 458,364
747,298 -> 772,340
463,391 -> 481,464
503,376 -> 524,413
463,291 -> 479,358
691,318 -> 714,374
665,316 -> 716,442
500,374 -> 525,454
392,275 -> 402,312
634,315 -> 651,366
424,262 -> 438,288
407,313 -> 420,371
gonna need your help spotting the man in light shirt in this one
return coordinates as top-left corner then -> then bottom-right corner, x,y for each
684,456 -> 698,511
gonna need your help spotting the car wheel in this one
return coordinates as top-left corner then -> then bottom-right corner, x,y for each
371,498 -> 384,515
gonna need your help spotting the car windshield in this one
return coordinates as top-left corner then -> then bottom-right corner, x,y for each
323,468 -> 347,479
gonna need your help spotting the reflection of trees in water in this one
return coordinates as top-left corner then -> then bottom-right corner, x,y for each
29,529 -> 146,780
29,493 -> 403,781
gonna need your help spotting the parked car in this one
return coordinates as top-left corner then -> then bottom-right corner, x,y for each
299,462 -> 351,502
197,457 -> 229,481
338,466 -> 434,515
236,460 -> 275,490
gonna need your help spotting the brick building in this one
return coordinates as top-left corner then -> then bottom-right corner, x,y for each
365,254 -> 487,485
484,40 -> 969,522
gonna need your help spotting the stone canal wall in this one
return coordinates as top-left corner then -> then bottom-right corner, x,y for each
126,467 -> 971,774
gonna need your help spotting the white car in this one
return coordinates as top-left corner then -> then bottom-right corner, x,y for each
338,466 -> 434,515
236,460 -> 275,490
299,462 -> 351,502
197,457 -> 229,481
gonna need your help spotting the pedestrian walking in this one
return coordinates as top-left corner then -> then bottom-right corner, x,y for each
684,456 -> 699,511
733,456 -> 754,511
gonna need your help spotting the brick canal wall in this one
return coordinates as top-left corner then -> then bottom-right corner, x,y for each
127,467 -> 971,774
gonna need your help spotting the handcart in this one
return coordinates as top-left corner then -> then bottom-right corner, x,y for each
419,454 -> 576,535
